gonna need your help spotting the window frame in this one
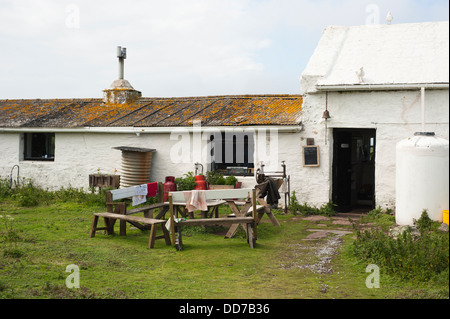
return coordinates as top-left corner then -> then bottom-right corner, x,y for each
23,132 -> 55,161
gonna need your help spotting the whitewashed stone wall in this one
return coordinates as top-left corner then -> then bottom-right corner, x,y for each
299,89 -> 449,209
0,132 -> 193,190
1,86 -> 447,211
0,130 -> 298,194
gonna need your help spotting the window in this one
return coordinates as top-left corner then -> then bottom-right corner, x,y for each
209,132 -> 254,175
23,133 -> 55,161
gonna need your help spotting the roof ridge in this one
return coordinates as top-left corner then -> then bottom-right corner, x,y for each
0,98 -> 102,102
140,94 -> 302,99
1,94 -> 302,103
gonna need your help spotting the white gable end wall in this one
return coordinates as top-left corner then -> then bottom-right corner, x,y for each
302,21 -> 449,90
299,21 -> 449,211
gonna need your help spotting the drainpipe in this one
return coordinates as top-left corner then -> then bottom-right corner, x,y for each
421,87 -> 425,132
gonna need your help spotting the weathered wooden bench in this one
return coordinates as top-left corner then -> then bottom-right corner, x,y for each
89,182 -> 172,248
167,188 -> 258,251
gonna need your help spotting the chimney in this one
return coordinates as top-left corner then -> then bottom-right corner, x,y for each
103,46 -> 142,105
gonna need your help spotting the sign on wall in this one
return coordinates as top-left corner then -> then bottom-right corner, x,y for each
303,145 -> 320,167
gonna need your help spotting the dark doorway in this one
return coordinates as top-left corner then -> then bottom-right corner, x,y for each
332,129 -> 376,212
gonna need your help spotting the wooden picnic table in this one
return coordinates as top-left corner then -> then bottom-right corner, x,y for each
166,190 -> 280,241
167,189 -> 259,250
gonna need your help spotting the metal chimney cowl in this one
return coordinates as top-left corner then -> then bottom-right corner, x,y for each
103,46 -> 142,105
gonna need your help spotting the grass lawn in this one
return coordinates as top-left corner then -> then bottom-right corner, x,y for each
0,198 -> 448,300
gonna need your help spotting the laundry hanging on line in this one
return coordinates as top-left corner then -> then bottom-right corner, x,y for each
131,182 -> 160,206
147,182 -> 158,197
132,184 -> 148,206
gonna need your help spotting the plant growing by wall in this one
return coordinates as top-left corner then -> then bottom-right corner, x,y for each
414,209 -> 435,234
175,172 -> 196,191
205,171 -> 238,187
224,175 -> 238,186
288,191 -> 336,216
351,209 -> 449,282
205,171 -> 226,185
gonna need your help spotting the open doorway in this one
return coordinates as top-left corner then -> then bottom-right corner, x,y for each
332,128 -> 376,212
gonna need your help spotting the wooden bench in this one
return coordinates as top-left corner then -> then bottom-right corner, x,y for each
167,188 -> 258,251
89,213 -> 171,248
89,182 -> 171,248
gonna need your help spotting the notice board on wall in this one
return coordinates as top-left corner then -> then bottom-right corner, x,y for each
303,145 -> 319,167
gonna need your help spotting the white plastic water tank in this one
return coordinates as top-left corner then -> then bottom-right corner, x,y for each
395,132 -> 449,225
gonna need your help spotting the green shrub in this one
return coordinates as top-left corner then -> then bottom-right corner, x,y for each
360,206 -> 395,227
0,178 -> 108,207
11,180 -> 50,207
175,172 -> 196,191
224,175 -> 238,186
288,191 -> 336,216
351,218 -> 449,282
205,171 -> 225,185
414,209 -> 435,234
0,179 -> 12,199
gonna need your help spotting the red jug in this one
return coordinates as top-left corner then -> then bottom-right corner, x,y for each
194,175 -> 208,190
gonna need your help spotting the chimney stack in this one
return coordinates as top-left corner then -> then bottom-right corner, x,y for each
103,46 -> 142,105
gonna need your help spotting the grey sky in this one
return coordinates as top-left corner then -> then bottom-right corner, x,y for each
0,0 -> 448,99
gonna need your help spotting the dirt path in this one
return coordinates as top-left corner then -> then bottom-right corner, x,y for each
278,213 -> 364,296
280,229 -> 352,274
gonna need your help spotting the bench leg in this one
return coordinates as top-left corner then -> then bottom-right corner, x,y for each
104,217 -> 115,235
120,220 -> 127,236
247,223 -> 256,249
161,224 -> 171,245
148,224 -> 157,249
148,223 -> 172,249
89,215 -> 99,238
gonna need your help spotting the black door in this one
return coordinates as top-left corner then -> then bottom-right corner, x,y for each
332,128 -> 376,213
332,130 -> 353,212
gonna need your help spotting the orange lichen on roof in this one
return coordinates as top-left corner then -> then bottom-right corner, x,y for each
0,95 -> 302,128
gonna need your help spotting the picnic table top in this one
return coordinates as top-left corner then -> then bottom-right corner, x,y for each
164,199 -> 226,206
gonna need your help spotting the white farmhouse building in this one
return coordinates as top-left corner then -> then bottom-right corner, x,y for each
0,20 -> 448,213
299,21 -> 449,211
0,93 -> 302,192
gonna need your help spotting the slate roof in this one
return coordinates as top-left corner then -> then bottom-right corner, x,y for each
0,95 -> 302,128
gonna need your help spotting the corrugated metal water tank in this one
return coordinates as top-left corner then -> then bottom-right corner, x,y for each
113,146 -> 155,188
395,132 -> 449,225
